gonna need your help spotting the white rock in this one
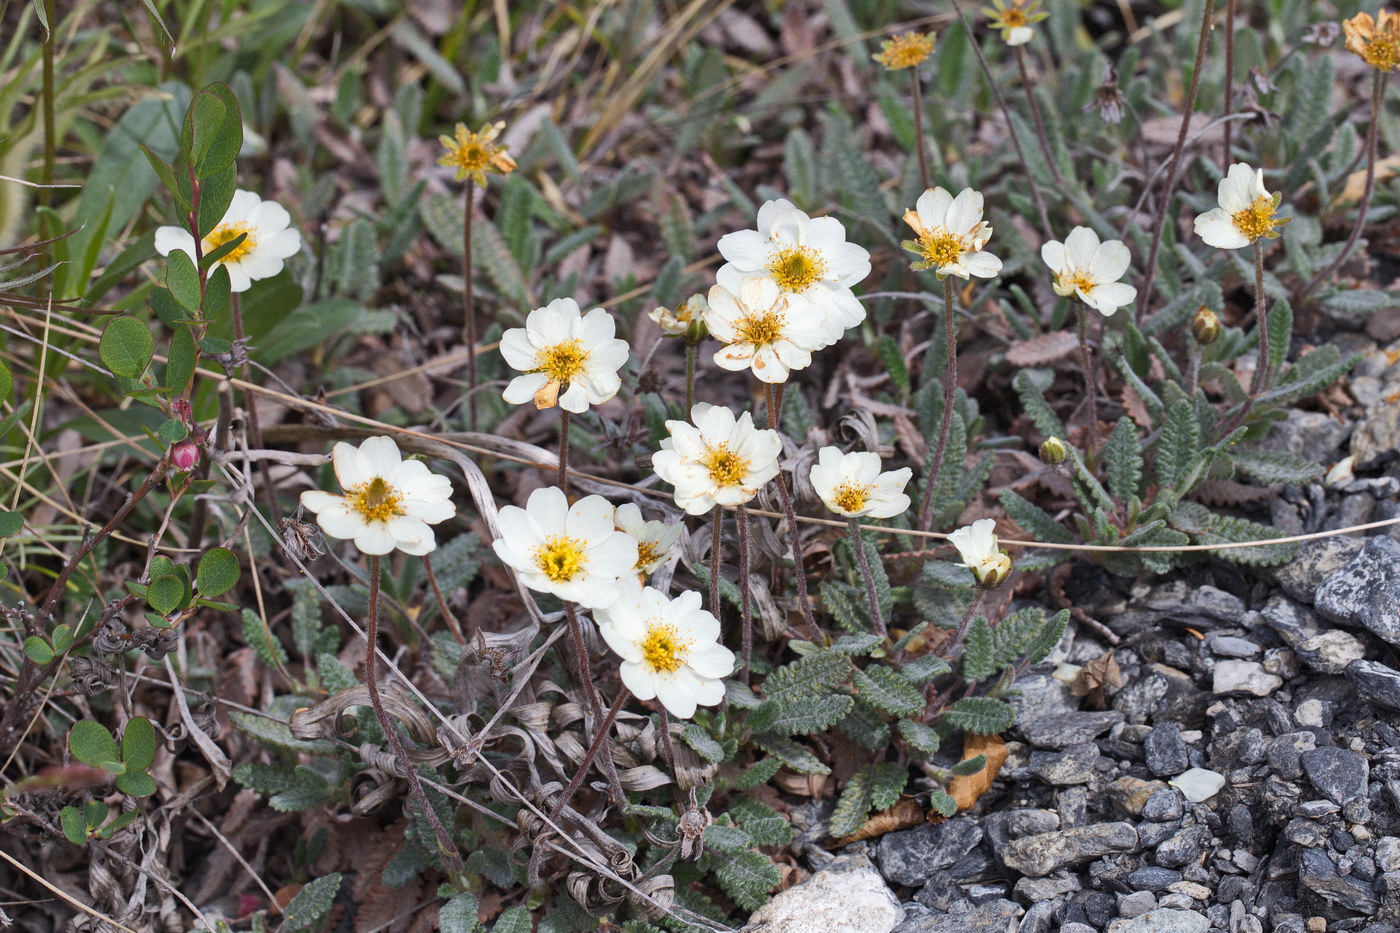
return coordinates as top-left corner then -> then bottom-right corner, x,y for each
743,855 -> 903,933
1169,767 -> 1227,803
1212,659 -> 1283,697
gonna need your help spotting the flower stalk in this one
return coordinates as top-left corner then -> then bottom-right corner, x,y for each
547,685 -> 629,821
1014,45 -> 1064,185
709,508 -> 723,626
737,504 -> 753,682
1076,305 -> 1100,455
919,276 -> 958,531
563,601 -> 627,807
764,383 -> 819,636
848,519 -> 887,639
422,553 -> 466,645
911,68 -> 930,190
463,182 -> 479,432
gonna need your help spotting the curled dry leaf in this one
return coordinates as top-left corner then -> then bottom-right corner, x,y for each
1071,651 -> 1124,709
947,733 -> 1008,812
1004,330 -> 1079,367
833,797 -> 925,845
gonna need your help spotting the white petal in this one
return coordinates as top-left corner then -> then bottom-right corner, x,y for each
1063,226 -> 1100,270
154,226 -> 196,258
1194,210 -> 1250,250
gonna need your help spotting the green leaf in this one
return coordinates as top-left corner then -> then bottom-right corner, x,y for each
242,609 -> 288,668
961,618 -> 996,683
51,624 -> 73,653
730,798 -> 793,846
492,907 -> 532,933
1023,609 -> 1070,666
163,327 -> 199,397
61,806 -> 88,845
156,418 -> 188,446
147,574 -> 185,615
998,489 -> 1073,544
283,873 -> 343,929
828,767 -> 873,838
197,547 -> 240,596
1154,397 -> 1201,491
870,761 -> 908,812
851,666 -> 924,717
1231,448 -> 1325,485
0,510 -> 23,538
195,164 -> 237,238
944,696 -> 1016,735
737,757 -> 784,789
897,719 -> 941,757
681,722 -> 725,763
183,83 -> 243,179
1104,417 -> 1143,500
438,894 -> 481,933
929,790 -> 957,817
99,317 -> 154,379
754,736 -> 830,774
949,753 -> 988,776
97,809 -> 140,839
121,717 -> 157,771
116,769 -> 156,797
0,360 -> 12,403
899,653 -> 952,684
712,847 -> 780,912
69,721 -> 121,772
166,248 -> 201,312
23,636 -> 53,664
750,695 -> 854,736
761,651 -> 851,704
269,767 -> 331,811
1014,369 -> 1065,440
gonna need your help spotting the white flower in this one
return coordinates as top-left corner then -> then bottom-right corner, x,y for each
491,487 -> 638,609
615,503 -> 683,579
901,187 -> 1002,279
1040,226 -> 1138,318
703,277 -> 828,384
809,447 -> 913,519
299,436 -> 455,556
653,403 -> 782,515
716,198 -> 871,347
1193,162 -> 1290,250
155,189 -> 301,293
596,586 -> 735,718
500,298 -> 630,413
648,293 -> 708,338
947,518 -> 1013,587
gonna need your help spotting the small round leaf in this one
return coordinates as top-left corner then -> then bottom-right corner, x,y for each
147,574 -> 185,615
121,716 -> 157,771
23,636 -> 53,664
99,317 -> 154,380
68,721 -> 120,772
196,547 -> 240,597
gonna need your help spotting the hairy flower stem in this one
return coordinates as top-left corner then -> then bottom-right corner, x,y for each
763,382 -> 820,638
848,519 -> 888,639
1222,243 -> 1273,437
463,182 -> 479,432
1077,305 -> 1101,457
911,68 -> 930,190
547,685 -> 629,822
657,707 -> 682,798
422,554 -> 466,644
231,295 -> 277,515
365,556 -> 463,870
1137,0 -> 1217,323
1223,0 -> 1237,166
685,341 -> 698,414
737,505 -> 753,683
1302,71 -> 1386,299
562,601 -> 627,807
709,509 -> 723,626
918,276 -> 958,531
945,589 -> 988,663
1015,46 -> 1064,185
558,409 -> 570,495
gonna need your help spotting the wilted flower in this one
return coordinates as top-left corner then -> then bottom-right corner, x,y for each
652,403 -> 782,515
500,298 -> 630,412
704,277 -> 828,384
1083,66 -> 1125,125
1343,10 -> 1400,71
649,294 -> 708,339
299,436 -> 455,556
947,518 -> 1013,588
901,187 -> 1002,280
873,31 -> 936,70
984,0 -> 1048,46
716,198 -> 871,348
1193,163 -> 1290,250
615,503 -> 683,580
809,447 -> 912,519
491,487 -> 638,609
596,587 -> 735,719
1040,226 -> 1138,317
155,190 -> 301,293
1302,22 -> 1341,48
437,121 -> 517,187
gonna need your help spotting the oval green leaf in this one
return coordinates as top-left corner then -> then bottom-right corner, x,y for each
196,547 -> 240,597
121,716 -> 157,771
99,316 -> 154,379
23,636 -> 53,664
68,720 -> 120,772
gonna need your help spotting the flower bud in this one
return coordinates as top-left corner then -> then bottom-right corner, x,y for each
973,552 -> 1014,588
171,440 -> 200,471
1192,307 -> 1221,345
648,293 -> 709,338
1039,437 -> 1068,465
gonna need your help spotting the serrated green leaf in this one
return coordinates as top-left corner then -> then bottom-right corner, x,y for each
1104,417 -> 1143,500
750,695 -> 854,736
869,761 -> 908,812
738,757 -> 784,788
998,489 -> 1074,544
898,719 -> 941,756
962,618 -> 995,683
761,651 -> 851,704
712,848 -> 780,912
438,893 -> 481,933
1014,369 -> 1065,440
283,873 -> 342,929
949,753 -> 988,776
242,609 -> 287,668
730,798 -> 793,846
1154,397 -> 1200,491
944,696 -> 1015,735
929,790 -> 957,817
681,722 -> 725,763
852,666 -> 924,717
828,767 -> 873,838
1231,448 -> 1324,485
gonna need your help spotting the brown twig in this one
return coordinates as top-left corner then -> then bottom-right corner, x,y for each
547,685 -> 629,822
1222,0 -> 1237,166
911,66 -> 930,190
1014,45 -> 1064,185
422,553 -> 466,644
764,382 -> 820,637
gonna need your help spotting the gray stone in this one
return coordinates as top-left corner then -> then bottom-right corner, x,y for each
1347,659 -> 1400,712
1296,630 -> 1367,675
912,872 -> 968,913
1143,789 -> 1185,822
1213,659 -> 1284,697
1298,847 -> 1380,915
1028,742 -> 1098,785
1146,722 -> 1190,777
877,818 -> 984,887
1017,901 -> 1056,933
984,810 -> 1059,856
1106,907 -> 1210,933
1012,872 -> 1080,902
1118,890 -> 1157,920
1127,866 -> 1183,891
891,898 -> 1020,933
1269,731 -> 1318,779
743,854 -> 904,933
999,822 -> 1139,877
1353,401 -> 1400,469
1300,746 -> 1370,807
1316,537 -> 1400,647
1154,826 -> 1207,868
1259,409 -> 1352,462
1376,837 -> 1400,873
1277,537 -> 1366,605
1017,711 -> 1124,749
1208,634 -> 1262,658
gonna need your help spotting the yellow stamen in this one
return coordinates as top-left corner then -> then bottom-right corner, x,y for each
206,222 -> 257,264
534,537 -> 586,582
535,339 -> 589,382
917,228 -> 965,268
734,310 -> 786,348
347,476 -> 404,523
833,482 -> 873,513
640,622 -> 687,673
767,246 -> 826,293
703,445 -> 750,488
1232,196 -> 1281,242
635,541 -> 661,571
1063,271 -> 1096,294
873,31 -> 936,70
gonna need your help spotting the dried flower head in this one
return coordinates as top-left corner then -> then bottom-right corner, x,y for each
1084,66 -> 1125,125
984,0 -> 1048,46
1344,10 -> 1400,71
437,121 -> 517,187
873,31 -> 936,70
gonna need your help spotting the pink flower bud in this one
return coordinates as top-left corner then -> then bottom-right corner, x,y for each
171,440 -> 200,471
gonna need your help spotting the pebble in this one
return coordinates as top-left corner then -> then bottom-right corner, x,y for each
1143,789 -> 1185,822
1028,742 -> 1098,785
1117,890 -> 1156,919
1145,722 -> 1190,777
1167,881 -> 1212,900
1208,634 -> 1261,658
1107,776 -> 1168,817
1269,732 -> 1318,779
1276,537 -> 1365,604
1295,630 -> 1367,675
1346,659 -> 1400,712
1297,847 -> 1380,914
1351,399 -> 1400,468
1300,746 -> 1370,807
743,854 -> 903,933
1105,907 -> 1209,933
1212,659 -> 1284,697
999,822 -> 1139,877
1012,872 -> 1079,902
877,819 -> 983,887
890,898 -> 1019,933
1377,837 -> 1400,872
1017,711 -> 1125,750
1153,825 -> 1208,868
1315,536 -> 1400,647
1127,866 -> 1182,892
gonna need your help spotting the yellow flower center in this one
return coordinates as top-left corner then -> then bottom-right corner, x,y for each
703,444 -> 750,488
875,32 -> 935,70
734,309 -> 787,348
534,536 -> 586,582
1232,196 -> 1280,242
1002,10 -> 1028,27
1063,271 -> 1096,294
347,476 -> 404,523
635,541 -> 661,570
918,228 -> 965,268
767,246 -> 827,293
833,482 -> 873,513
1362,37 -> 1400,71
640,622 -> 687,673
206,222 -> 258,264
536,339 -> 589,382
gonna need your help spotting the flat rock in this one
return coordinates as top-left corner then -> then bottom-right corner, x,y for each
1276,537 -> 1365,604
1028,742 -> 1098,785
1000,822 -> 1139,877
1207,634 -> 1261,658
877,818 -> 983,887
1298,847 -> 1379,915
1300,746 -> 1369,807
1352,401 -> 1400,469
1316,537 -> 1400,647
1347,659 -> 1400,712
1145,722 -> 1190,777
1108,776 -> 1169,817
1212,659 -> 1283,697
1259,409 -> 1351,462
1297,630 -> 1367,675
892,898 -> 1020,933
1017,711 -> 1124,749
1107,908 -> 1209,933
744,855 -> 903,932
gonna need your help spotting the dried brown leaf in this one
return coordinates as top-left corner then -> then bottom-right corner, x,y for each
833,798 -> 925,845
948,733 -> 1008,812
